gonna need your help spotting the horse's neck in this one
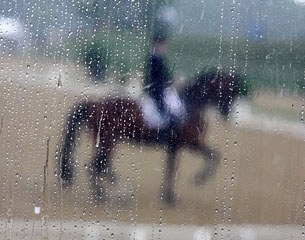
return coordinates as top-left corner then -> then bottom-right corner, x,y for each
180,90 -> 208,113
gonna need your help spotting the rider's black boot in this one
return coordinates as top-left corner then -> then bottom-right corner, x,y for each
159,116 -> 178,144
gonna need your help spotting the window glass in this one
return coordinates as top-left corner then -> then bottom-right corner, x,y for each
0,0 -> 304,239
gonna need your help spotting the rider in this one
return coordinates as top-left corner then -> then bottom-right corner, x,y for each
144,30 -> 172,116
144,29 -> 178,140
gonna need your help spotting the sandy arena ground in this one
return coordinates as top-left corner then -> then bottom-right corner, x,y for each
0,57 -> 304,239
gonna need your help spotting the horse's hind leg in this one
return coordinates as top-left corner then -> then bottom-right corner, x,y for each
60,103 -> 87,184
194,144 -> 221,186
60,131 -> 75,184
60,149 -> 73,184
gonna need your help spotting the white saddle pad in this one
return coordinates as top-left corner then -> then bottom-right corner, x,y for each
141,87 -> 186,129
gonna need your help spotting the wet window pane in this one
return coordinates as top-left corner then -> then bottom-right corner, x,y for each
0,0 -> 304,239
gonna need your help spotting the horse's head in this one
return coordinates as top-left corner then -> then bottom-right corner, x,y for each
183,69 -> 249,119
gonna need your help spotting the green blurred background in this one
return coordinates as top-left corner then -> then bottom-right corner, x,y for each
1,0 -> 305,93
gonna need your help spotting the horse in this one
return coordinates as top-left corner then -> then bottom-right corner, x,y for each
59,69 -> 249,204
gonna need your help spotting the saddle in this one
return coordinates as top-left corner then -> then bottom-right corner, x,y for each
141,87 -> 186,129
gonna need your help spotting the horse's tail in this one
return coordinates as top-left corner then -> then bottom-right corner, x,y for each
60,101 -> 89,183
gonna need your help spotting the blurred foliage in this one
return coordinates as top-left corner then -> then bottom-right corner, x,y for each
68,31 -> 148,82
66,31 -> 305,93
82,41 -> 109,81
169,36 -> 305,94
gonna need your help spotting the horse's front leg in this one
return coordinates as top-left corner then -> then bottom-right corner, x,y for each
193,144 -> 221,186
162,145 -> 179,205
89,137 -> 117,202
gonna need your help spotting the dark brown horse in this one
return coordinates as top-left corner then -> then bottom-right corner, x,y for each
59,69 -> 248,204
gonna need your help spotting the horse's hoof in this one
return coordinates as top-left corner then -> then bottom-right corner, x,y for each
108,176 -> 118,187
91,186 -> 108,204
193,174 -> 208,186
162,192 -> 179,206
61,170 -> 73,185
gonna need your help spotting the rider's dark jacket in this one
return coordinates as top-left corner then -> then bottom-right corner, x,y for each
144,52 -> 172,113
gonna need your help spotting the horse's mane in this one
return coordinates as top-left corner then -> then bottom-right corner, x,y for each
180,68 -> 249,108
180,68 -> 218,105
